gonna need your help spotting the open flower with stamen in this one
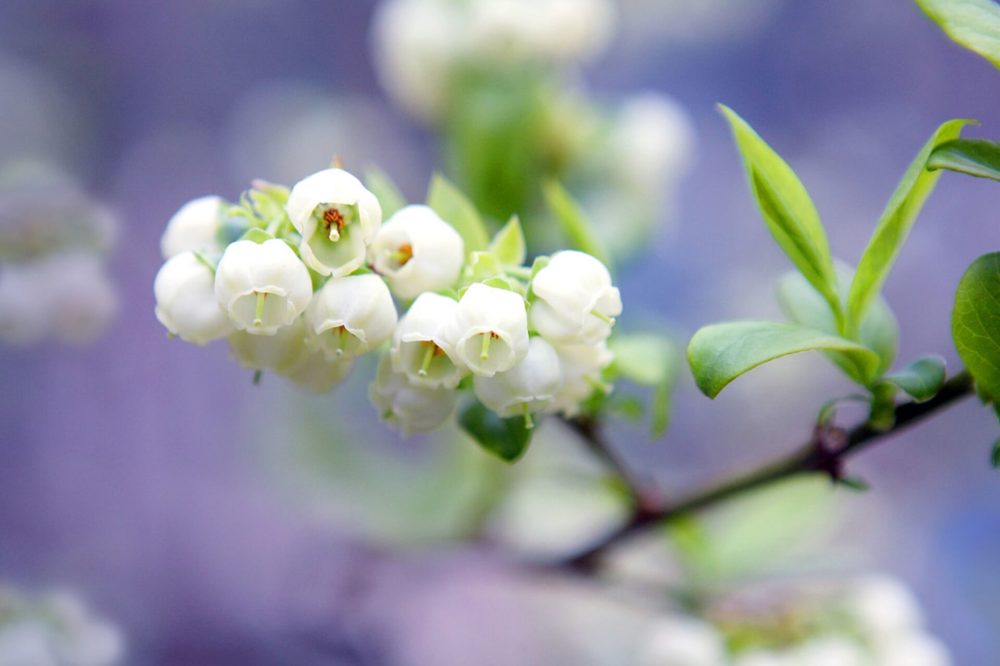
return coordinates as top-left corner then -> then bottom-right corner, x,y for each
285,168 -> 381,277
391,292 -> 465,388
154,251 -> 233,345
369,205 -> 464,299
370,353 -> 458,436
445,283 -> 529,377
547,340 -> 613,416
306,274 -> 397,359
529,250 -> 622,344
160,195 -> 225,259
474,337 -> 562,426
214,239 -> 312,335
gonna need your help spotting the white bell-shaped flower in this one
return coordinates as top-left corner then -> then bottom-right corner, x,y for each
845,575 -> 924,639
0,263 -> 50,344
42,252 -> 118,346
391,292 -> 465,388
284,350 -> 354,393
638,617 -> 728,666
285,168 -> 381,277
529,250 -> 622,344
445,283 -> 529,377
306,274 -> 397,359
369,353 -> 457,436
160,195 -> 225,259
548,341 -> 614,416
474,337 -> 562,423
227,316 -> 310,372
790,638 -> 866,666
369,205 -> 464,299
214,239 -> 312,335
876,633 -> 952,666
154,252 -> 233,345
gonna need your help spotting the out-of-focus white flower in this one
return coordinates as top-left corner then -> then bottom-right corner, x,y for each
370,352 -> 457,435
391,292 -> 465,388
154,252 -> 232,345
733,651 -> 793,666
610,93 -> 695,197
214,239 -> 312,335
285,168 -> 381,277
284,349 -> 354,393
533,0 -> 617,62
845,575 -> 924,638
790,637 -> 866,666
549,341 -> 613,416
0,262 -> 51,344
474,337 -> 562,420
638,617 -> 728,666
530,250 -> 621,345
227,316 -> 310,373
306,274 -> 397,358
370,205 -> 464,300
876,632 -> 952,666
159,195 -> 224,259
445,283 -> 529,377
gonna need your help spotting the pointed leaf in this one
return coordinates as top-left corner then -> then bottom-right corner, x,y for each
847,119 -> 973,333
489,215 -> 526,266
915,0 -> 1000,69
719,105 -> 841,320
427,174 -> 490,256
688,320 -> 881,398
366,167 -> 407,218
542,180 -> 612,267
952,252 -> 1000,403
928,138 -> 1000,182
610,334 -> 680,437
459,401 -> 533,462
883,355 -> 947,402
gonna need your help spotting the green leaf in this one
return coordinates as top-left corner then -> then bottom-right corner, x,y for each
688,320 -> 881,398
462,251 -> 503,284
847,119 -> 973,334
719,105 -> 841,322
366,166 -> 407,218
928,138 -> 1000,182
777,266 -> 899,382
488,215 -> 526,266
915,0 -> 1000,69
458,401 -> 533,462
427,174 -> 490,256
542,180 -> 612,267
952,252 -> 1000,403
991,438 -> 1000,468
883,355 -> 947,402
610,334 -> 680,437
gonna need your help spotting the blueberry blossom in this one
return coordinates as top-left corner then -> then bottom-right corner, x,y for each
529,250 -> 621,344
285,168 -> 381,277
391,292 -> 465,388
474,337 -> 562,425
214,239 -> 312,335
160,195 -> 225,259
227,316 -> 310,373
639,617 -> 728,666
154,252 -> 233,345
284,349 -> 355,393
548,341 -> 614,416
369,205 -> 464,299
306,274 -> 397,359
370,353 -> 457,436
445,283 -> 529,377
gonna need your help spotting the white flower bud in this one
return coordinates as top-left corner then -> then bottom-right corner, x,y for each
227,316 -> 310,373
214,239 -> 312,335
154,252 -> 233,345
445,283 -> 529,377
474,337 -> 562,423
306,274 -> 397,359
639,617 -> 727,666
369,205 -> 464,299
611,94 -> 695,197
160,195 -> 224,259
876,632 -> 952,666
534,0 -> 616,62
548,341 -> 614,416
285,168 -> 381,277
529,250 -> 621,344
284,350 -> 354,393
845,575 -> 924,639
391,292 -> 465,388
369,353 -> 457,436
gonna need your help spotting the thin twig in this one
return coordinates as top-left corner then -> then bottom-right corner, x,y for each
555,370 -> 974,573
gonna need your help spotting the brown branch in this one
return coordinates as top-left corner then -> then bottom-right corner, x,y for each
556,370 -> 974,573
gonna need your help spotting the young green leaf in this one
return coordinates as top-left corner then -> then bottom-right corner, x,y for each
427,174 -> 490,256
688,320 -> 881,398
915,0 -> 1000,69
883,355 -> 947,402
846,119 -> 972,334
458,401 -> 533,462
365,166 -> 407,218
542,180 -> 612,267
610,334 -> 679,437
952,252 -> 1000,403
488,215 -> 526,266
991,438 -> 1000,468
719,105 -> 841,322
928,138 -> 1000,182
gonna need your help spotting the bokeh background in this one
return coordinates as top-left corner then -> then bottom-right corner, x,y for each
1,0 -> 999,663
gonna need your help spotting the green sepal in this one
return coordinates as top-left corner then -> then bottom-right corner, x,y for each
241,227 -> 275,244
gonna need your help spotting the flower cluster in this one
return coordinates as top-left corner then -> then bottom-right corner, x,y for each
154,167 -> 621,436
0,165 -> 119,345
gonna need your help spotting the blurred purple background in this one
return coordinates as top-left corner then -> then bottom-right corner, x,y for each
1,0 -> 999,663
